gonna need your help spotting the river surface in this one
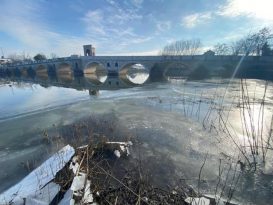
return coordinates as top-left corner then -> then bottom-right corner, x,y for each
0,77 -> 273,204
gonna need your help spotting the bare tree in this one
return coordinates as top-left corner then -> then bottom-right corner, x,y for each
50,53 -> 58,59
161,39 -> 202,56
230,41 -> 242,56
231,27 -> 273,56
213,43 -> 230,55
8,53 -> 25,63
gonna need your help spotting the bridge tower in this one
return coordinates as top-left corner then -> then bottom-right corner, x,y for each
83,45 -> 95,56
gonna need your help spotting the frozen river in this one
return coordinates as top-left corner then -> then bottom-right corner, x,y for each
0,78 -> 273,204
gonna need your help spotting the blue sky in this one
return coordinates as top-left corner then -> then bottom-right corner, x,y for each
0,0 -> 272,57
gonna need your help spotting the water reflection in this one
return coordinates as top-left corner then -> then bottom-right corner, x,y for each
57,73 -> 74,84
0,63 -> 152,91
127,72 -> 149,84
119,63 -> 149,84
84,62 -> 108,84
57,63 -> 73,75
0,69 -> 151,96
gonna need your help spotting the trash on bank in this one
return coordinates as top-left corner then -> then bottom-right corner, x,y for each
0,139 -> 203,205
185,196 -> 210,205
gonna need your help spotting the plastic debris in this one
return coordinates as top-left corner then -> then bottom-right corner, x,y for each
69,161 -> 80,174
71,172 -> 87,192
82,180 -> 94,203
114,150 -> 121,158
185,196 -> 210,205
106,141 -> 133,157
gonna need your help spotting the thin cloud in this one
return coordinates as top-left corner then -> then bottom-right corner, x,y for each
218,0 -> 273,21
81,2 -> 150,52
131,0 -> 144,8
0,0 -> 151,56
156,21 -> 172,32
181,12 -> 212,28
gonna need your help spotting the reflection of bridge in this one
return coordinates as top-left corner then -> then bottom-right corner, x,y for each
6,75 -> 135,95
1,55 -> 273,83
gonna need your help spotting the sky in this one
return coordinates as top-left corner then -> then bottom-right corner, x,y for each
0,0 -> 273,57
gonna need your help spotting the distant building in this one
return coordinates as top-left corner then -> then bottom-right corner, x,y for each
203,50 -> 215,56
83,45 -> 96,56
0,56 -> 11,65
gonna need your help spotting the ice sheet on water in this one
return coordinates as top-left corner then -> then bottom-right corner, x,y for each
58,189 -> 74,205
25,182 -> 60,205
0,145 -> 75,204
262,149 -> 273,175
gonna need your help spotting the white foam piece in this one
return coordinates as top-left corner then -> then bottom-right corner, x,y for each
71,173 -> 86,192
114,150 -> 121,158
185,197 -> 210,205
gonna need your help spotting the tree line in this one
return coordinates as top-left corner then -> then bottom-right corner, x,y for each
5,52 -> 58,64
161,27 -> 273,56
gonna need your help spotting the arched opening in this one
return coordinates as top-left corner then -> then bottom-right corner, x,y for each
84,62 -> 108,84
57,63 -> 73,75
115,62 -> 118,67
86,49 -> 91,56
119,63 -> 149,85
163,62 -> 188,80
36,65 -> 48,78
149,62 -> 188,82
56,63 -> 74,83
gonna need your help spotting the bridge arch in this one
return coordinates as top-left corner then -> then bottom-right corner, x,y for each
56,62 -> 74,83
149,62 -> 190,81
56,62 -> 73,75
35,64 -> 48,78
83,62 -> 108,85
119,63 -> 149,85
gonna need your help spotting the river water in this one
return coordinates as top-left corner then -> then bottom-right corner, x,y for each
0,77 -> 273,204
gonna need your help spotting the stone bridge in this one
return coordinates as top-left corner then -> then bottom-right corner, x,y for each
1,55 -> 273,84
